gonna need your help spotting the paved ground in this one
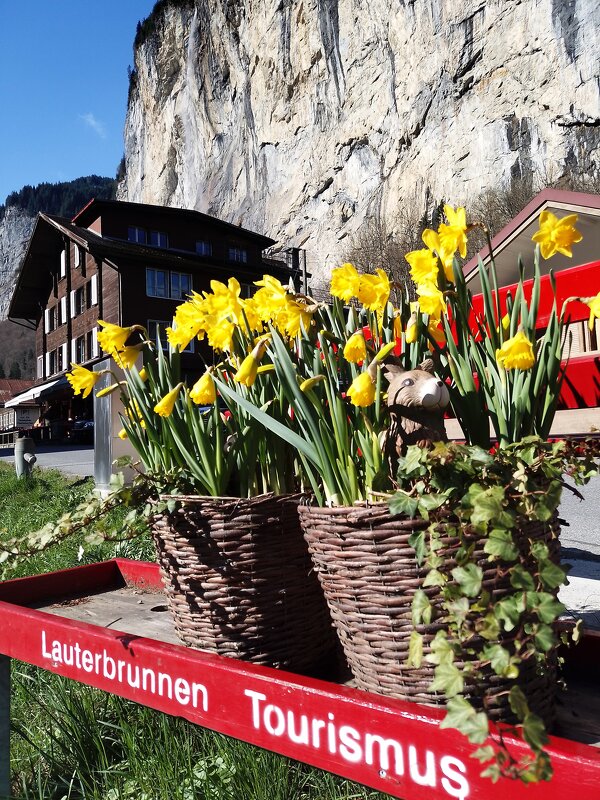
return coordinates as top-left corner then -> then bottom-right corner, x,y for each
0,443 -> 94,478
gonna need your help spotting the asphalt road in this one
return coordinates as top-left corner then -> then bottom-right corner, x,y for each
0,443 -> 94,478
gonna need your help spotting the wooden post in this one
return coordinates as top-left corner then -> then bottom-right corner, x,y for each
0,655 -> 10,798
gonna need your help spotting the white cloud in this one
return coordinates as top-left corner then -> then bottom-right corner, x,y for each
79,112 -> 107,139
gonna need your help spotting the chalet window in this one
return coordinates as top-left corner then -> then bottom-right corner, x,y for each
170,271 -> 192,300
148,319 -> 194,353
150,230 -> 169,248
228,246 -> 248,263
75,335 -> 86,363
75,287 -> 85,316
87,328 -> 99,360
37,356 -> 43,379
196,240 -> 212,256
73,245 -> 82,269
89,274 -> 98,306
44,306 -> 57,333
128,226 -> 147,244
59,249 -> 67,278
146,268 -> 169,298
48,350 -> 57,375
59,296 -> 67,326
57,343 -> 67,372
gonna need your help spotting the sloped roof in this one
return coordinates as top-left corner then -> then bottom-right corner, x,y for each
465,189 -> 600,287
0,379 -> 35,406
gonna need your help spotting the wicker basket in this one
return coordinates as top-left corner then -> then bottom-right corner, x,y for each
298,503 -> 560,724
151,493 -> 335,672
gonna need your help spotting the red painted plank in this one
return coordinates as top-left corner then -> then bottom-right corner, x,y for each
0,560 -> 122,605
0,565 -> 599,799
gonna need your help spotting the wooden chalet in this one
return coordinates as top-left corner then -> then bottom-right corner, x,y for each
7,199 -> 291,436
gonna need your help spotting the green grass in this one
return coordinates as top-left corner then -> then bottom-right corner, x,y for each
0,464 -> 391,800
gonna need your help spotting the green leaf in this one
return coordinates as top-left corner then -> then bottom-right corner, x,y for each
408,530 -> 426,565
533,623 -> 556,652
425,630 -> 454,665
529,592 -> 566,624
411,589 -> 432,626
423,569 -> 445,588
389,491 -> 419,519
407,630 -> 423,668
431,662 -> 464,697
451,563 -> 483,597
539,561 -> 568,590
482,643 -> 510,675
465,484 -> 512,529
440,697 -> 489,744
476,612 -> 501,640
510,564 -> 536,592
508,685 -> 529,719
484,529 -> 518,562
471,745 -> 495,764
494,595 -> 525,631
522,712 -> 549,751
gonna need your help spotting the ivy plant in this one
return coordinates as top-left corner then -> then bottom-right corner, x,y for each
389,436 -> 599,783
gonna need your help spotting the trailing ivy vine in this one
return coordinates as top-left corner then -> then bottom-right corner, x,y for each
389,436 -> 599,783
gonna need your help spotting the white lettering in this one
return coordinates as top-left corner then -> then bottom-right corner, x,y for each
62,644 -> 74,666
327,713 -> 337,754
192,683 -> 208,712
142,668 -> 156,693
117,660 -> 126,683
158,671 -> 173,699
264,704 -> 286,736
365,734 -> 404,776
81,650 -> 93,672
103,652 -> 116,680
51,640 -> 62,662
338,725 -> 363,763
41,631 -> 51,659
287,710 -> 309,745
126,663 -> 140,689
245,689 -> 267,728
73,643 -> 82,669
174,678 -> 190,705
440,756 -> 469,800
408,745 -> 435,787
311,718 -> 326,748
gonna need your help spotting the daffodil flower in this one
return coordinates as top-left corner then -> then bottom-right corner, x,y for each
112,345 -> 143,370
97,321 -> 136,353
532,211 -> 582,259
343,332 -> 367,363
330,262 -> 360,302
416,281 -> 447,319
347,372 -> 376,407
495,331 -> 535,370
117,428 -> 128,440
66,364 -> 102,398
154,383 -> 184,417
190,372 -> 216,405
583,293 -> 600,331
405,248 -> 439,285
300,375 -> 326,392
357,269 -> 390,313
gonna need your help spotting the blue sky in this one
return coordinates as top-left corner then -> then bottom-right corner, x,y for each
0,0 -> 156,203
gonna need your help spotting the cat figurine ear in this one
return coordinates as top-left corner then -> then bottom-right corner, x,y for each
418,358 -> 435,374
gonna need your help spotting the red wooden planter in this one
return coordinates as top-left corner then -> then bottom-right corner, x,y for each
0,558 -> 598,800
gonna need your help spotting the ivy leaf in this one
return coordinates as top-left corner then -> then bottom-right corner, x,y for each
440,697 -> 489,744
451,563 -> 483,597
522,712 -> 549,751
418,492 -> 449,514
528,592 -> 566,624
482,643 -> 511,675
431,662 -> 464,697
533,623 -> 556,652
476,612 -> 501,640
411,589 -> 432,626
484,529 -> 518,562
389,491 -> 419,519
408,530 -> 426,565
445,596 -> 470,627
401,446 -> 426,476
494,594 -> 525,631
508,686 -> 529,719
534,481 -> 563,521
423,569 -> 445,588
425,630 -> 454,665
510,564 -> 536,592
480,762 -> 502,782
464,484 -> 513,529
407,630 -> 423,668
530,541 -> 549,561
471,745 -> 495,764
539,561 -> 568,590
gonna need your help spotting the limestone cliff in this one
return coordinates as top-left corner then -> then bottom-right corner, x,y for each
0,207 -> 35,320
119,0 -> 600,284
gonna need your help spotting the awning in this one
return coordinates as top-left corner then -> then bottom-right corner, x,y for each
4,377 -> 68,407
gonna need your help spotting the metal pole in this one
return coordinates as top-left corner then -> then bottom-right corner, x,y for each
0,656 -> 10,798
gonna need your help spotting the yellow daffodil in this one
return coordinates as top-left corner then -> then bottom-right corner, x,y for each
112,345 -> 143,370
234,339 -> 269,387
252,275 -> 290,324
496,331 -> 535,370
190,371 -> 216,405
582,293 -> 600,331
343,332 -> 367,363
139,367 -> 148,382
300,375 -> 326,392
257,364 -> 275,374
330,262 -> 361,302
416,281 -> 447,319
375,341 -> 397,362
167,298 -> 206,350
405,248 -> 439,285
437,204 -> 468,259
126,399 -> 146,429
427,319 -> 446,350
97,321 -> 135,353
422,229 -> 455,282
96,382 -> 122,398
347,371 -> 376,407
117,428 -> 128,440
154,384 -> 183,417
405,312 -> 418,343
205,318 -> 236,351
66,364 -> 102,398
532,211 -> 583,259
357,269 -> 390,312
281,297 -> 313,337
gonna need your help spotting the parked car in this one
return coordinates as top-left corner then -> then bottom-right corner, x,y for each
70,419 -> 94,444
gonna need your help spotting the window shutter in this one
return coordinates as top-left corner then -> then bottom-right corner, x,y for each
60,343 -> 68,370
45,353 -> 51,375
60,296 -> 67,324
91,327 -> 99,358
60,249 -> 66,278
70,290 -> 76,318
37,357 -> 43,379
71,339 -> 77,364
44,309 -> 50,333
74,246 -> 80,268
90,274 -> 98,306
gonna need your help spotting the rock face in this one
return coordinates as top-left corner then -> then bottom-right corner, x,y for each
119,0 -> 600,285
0,207 -> 35,320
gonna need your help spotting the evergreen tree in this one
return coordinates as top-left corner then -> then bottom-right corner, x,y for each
0,362 -> 5,379
9,361 -> 22,379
